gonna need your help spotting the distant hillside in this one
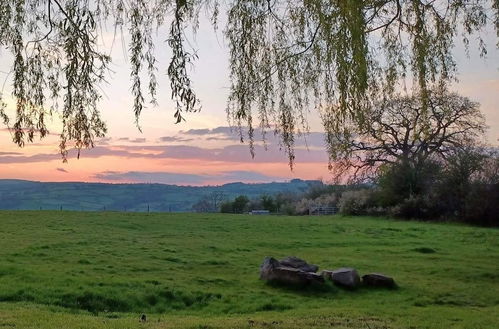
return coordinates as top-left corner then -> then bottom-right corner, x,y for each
0,179 -> 320,212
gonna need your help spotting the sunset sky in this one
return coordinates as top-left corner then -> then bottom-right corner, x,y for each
0,17 -> 498,185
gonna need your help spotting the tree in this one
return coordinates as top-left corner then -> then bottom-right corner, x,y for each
260,194 -> 277,212
326,88 -> 486,181
437,147 -> 499,225
232,195 -> 249,213
191,191 -> 226,212
274,191 -> 299,214
191,198 -> 212,213
438,146 -> 487,212
220,201 -> 234,213
208,191 -> 226,211
0,1 -> 497,163
376,158 -> 441,207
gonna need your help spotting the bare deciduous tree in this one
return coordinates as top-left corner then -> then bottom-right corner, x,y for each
192,191 -> 226,212
326,88 -> 487,181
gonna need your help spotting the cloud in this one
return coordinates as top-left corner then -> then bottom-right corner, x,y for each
216,170 -> 284,182
0,125 -> 328,166
94,171 -> 206,185
211,126 -> 234,134
178,126 -> 325,147
0,152 -> 61,164
158,136 -> 194,142
0,151 -> 22,156
129,137 -> 147,143
180,126 -> 238,140
0,142 -> 329,164
205,136 -> 235,141
0,146 -> 148,164
156,144 -> 328,163
180,128 -> 211,135
96,137 -> 113,145
297,132 -> 326,148
0,127 -> 59,137
93,170 -> 285,185
114,137 -> 149,144
56,167 -> 68,173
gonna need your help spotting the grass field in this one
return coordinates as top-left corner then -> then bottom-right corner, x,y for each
0,211 -> 498,329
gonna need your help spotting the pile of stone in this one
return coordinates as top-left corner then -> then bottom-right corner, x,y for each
260,256 -> 396,289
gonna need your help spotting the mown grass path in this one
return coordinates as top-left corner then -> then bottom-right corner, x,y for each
0,211 -> 498,328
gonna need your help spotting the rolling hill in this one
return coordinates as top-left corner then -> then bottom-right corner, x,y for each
0,179 -> 320,212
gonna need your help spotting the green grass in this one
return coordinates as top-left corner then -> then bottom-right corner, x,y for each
0,211 -> 498,328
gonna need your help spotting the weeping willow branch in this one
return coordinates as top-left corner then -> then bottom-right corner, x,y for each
0,0 -> 496,166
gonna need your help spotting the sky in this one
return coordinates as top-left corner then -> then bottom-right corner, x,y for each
0,12 -> 498,186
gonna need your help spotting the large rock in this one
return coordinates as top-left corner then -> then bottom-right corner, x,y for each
260,257 -> 324,286
327,268 -> 361,289
362,273 -> 396,288
260,257 -> 281,279
279,256 -> 319,273
268,266 -> 324,286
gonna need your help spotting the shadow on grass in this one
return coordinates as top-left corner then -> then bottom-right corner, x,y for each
0,287 -> 223,315
264,280 -> 338,296
264,279 -> 399,298
412,247 -> 436,254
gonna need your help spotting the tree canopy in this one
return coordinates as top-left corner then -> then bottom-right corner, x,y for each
327,88 -> 487,181
0,0 -> 497,164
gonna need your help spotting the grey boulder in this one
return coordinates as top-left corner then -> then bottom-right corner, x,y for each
260,257 -> 324,286
279,256 -> 319,273
328,268 -> 361,289
260,257 -> 281,279
362,273 -> 396,288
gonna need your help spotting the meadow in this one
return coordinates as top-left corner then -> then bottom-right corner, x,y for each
0,211 -> 497,329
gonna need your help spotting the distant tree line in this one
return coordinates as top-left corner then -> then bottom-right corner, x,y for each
193,194 -> 284,214
201,147 -> 497,226
192,89 -> 498,227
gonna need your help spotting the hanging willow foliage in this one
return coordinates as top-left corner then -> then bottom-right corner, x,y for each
0,0 -> 497,164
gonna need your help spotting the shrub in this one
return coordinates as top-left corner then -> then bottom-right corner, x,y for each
364,206 -> 387,216
388,195 -> 424,219
462,182 -> 499,226
290,192 -> 342,215
294,198 -> 313,215
261,195 -> 277,212
433,147 -> 499,225
376,160 -> 442,207
280,203 -> 297,215
220,201 -> 233,213
338,189 -> 374,215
